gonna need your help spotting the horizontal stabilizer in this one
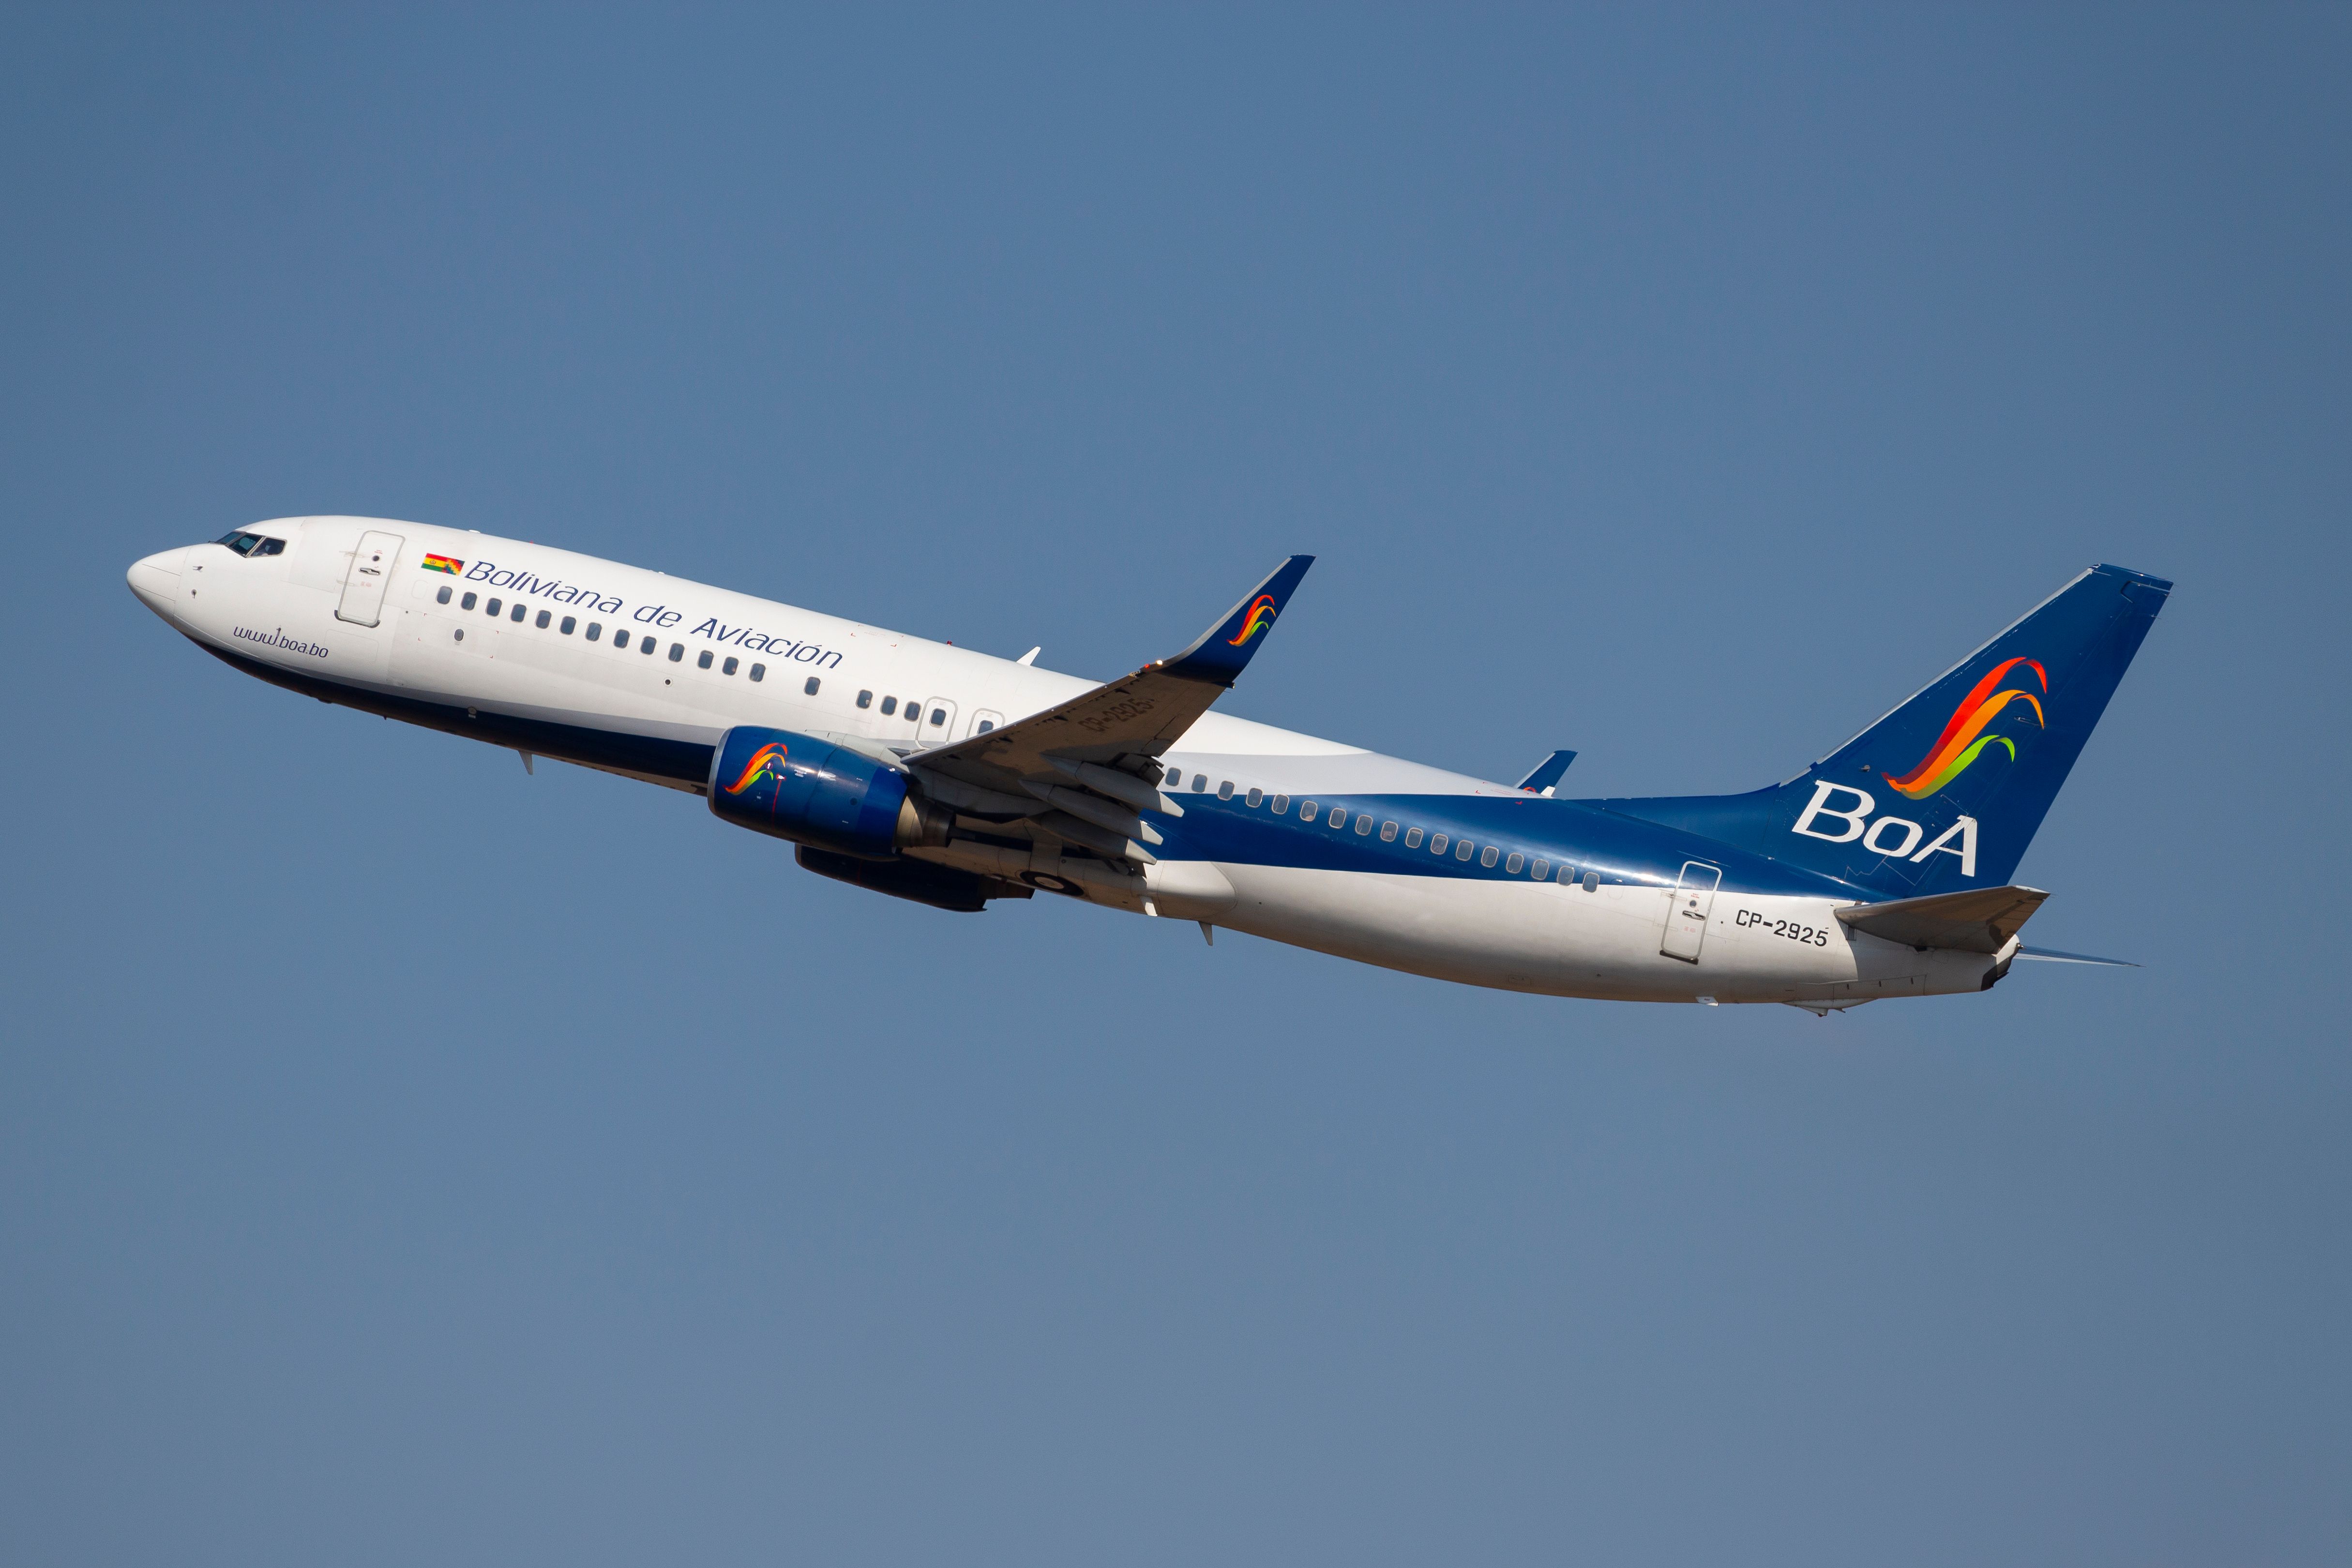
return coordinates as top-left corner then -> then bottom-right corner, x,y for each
1516,750 -> 1577,796
2014,944 -> 2139,967
1836,884 -> 2047,953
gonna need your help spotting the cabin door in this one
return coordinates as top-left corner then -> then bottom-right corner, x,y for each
1660,861 -> 1723,963
335,530 -> 405,627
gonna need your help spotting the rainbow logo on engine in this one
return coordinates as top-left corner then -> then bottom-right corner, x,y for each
723,741 -> 792,796
1226,594 -> 1279,647
1881,656 -> 2048,800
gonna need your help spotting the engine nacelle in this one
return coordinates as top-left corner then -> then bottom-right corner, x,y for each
795,845 -> 1031,913
707,726 -> 949,859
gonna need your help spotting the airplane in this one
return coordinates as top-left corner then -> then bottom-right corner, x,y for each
127,519 -> 2168,1011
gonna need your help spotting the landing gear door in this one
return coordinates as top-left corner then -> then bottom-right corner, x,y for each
336,530 -> 405,627
1661,861 -> 1722,963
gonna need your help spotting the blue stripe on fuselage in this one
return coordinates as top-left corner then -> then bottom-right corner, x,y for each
1148,789 -> 1871,899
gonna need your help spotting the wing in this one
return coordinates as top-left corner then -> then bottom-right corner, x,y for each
907,555 -> 1313,864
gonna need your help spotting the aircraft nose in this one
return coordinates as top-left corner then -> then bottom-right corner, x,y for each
127,546 -> 188,618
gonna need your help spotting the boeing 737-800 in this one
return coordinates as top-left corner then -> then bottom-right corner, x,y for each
128,519 -> 2166,1010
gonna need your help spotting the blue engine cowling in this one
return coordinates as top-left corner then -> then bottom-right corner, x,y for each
707,726 -> 942,859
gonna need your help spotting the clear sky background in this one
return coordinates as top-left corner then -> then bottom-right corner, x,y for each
3,7 -> 2347,1565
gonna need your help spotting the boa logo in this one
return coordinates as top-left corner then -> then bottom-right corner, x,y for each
1226,594 -> 1279,647
1883,657 -> 2047,800
723,741 -> 792,796
1787,655 -> 2055,878
1792,784 -> 1981,876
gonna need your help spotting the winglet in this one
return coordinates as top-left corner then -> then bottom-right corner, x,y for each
1159,556 -> 1315,687
1516,750 -> 1577,795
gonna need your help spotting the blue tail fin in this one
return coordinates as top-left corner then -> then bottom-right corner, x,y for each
1595,564 -> 2171,895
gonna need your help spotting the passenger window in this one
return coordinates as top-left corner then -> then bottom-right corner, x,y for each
1532,858 -> 1549,879
1583,872 -> 1600,892
1246,787 -> 1263,807
1191,775 -> 1206,792
436,586 -> 452,605
511,603 -> 527,622
1327,809 -> 1345,830
697,650 -> 713,669
808,678 -> 824,697
1165,769 -> 1181,788
857,690 -> 873,709
642,639 -> 657,656
1218,781 -> 1234,801
928,706 -> 943,725
535,610 -> 551,628
1355,815 -> 1372,835
1299,801 -> 1318,822
485,597 -> 501,616
1457,840 -> 1475,861
750,664 -> 765,682
1557,863 -> 1575,883
1405,827 -> 1424,847
590,625 -> 606,643
723,656 -> 738,676
1380,821 -> 1398,841
615,632 -> 630,650
1480,846 -> 1499,868
1430,833 -> 1447,854
881,696 -> 897,715
560,616 -> 575,635
1271,794 -> 1289,814
668,643 -> 683,661
461,591 -> 477,610
1504,852 -> 1522,873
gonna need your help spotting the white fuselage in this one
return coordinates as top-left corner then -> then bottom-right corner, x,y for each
128,516 -> 2005,1009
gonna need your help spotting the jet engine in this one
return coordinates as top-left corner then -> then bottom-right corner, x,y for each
706,726 -> 951,859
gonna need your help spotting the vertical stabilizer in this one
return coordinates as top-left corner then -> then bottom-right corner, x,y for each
1594,564 -> 2170,896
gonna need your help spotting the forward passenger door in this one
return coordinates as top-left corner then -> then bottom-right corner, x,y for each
335,530 -> 405,626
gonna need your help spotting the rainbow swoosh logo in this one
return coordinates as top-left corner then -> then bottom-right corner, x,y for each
723,741 -> 791,796
1226,594 -> 1279,647
1882,656 -> 2047,800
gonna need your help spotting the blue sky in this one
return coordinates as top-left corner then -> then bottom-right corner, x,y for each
3,7 -> 2347,1564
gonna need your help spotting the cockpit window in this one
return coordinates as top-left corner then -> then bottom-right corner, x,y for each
214,530 -> 284,557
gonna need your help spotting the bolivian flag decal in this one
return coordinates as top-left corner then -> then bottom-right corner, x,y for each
422,554 -> 464,574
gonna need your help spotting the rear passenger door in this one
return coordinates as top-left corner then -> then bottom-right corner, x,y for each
1660,861 -> 1722,963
